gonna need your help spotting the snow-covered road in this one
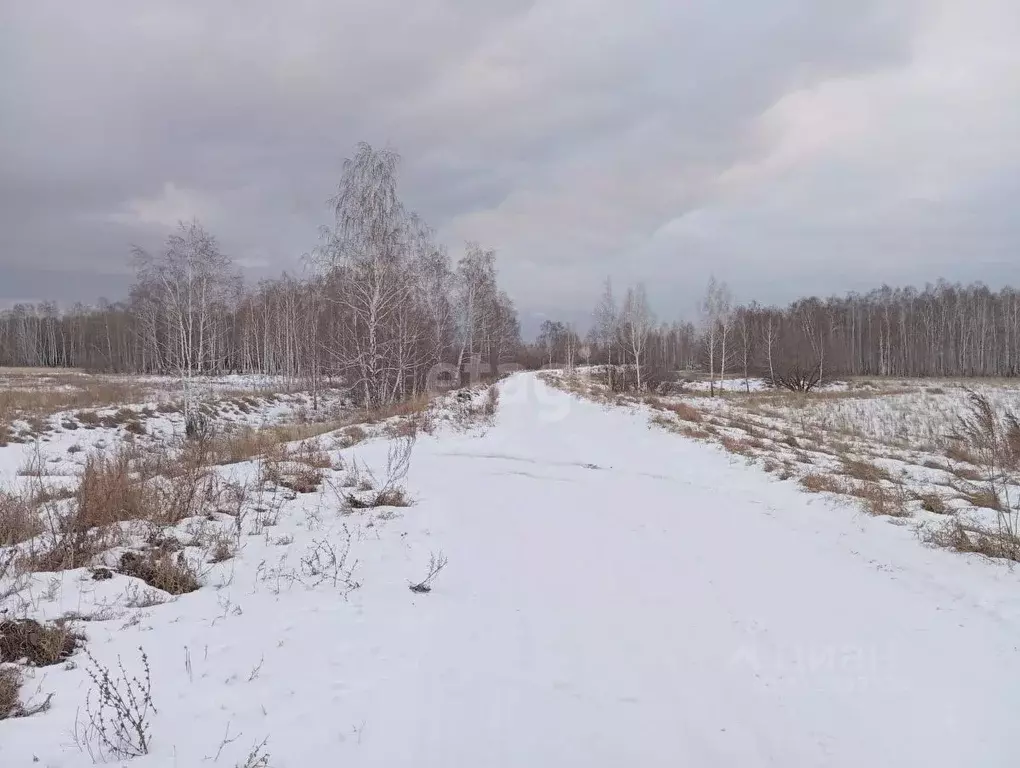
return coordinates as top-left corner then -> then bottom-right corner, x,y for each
4,373 -> 1020,767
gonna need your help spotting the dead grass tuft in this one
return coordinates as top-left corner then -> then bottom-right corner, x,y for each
341,425 -> 368,447
279,467 -> 323,494
206,533 -> 237,564
346,487 -> 412,509
916,491 -> 950,515
922,519 -> 1020,561
118,551 -> 201,595
74,451 -> 150,529
666,402 -> 703,423
0,666 -> 22,719
856,481 -> 911,518
0,491 -> 43,546
0,618 -> 84,666
483,385 -> 500,416
840,457 -> 892,483
22,443 -> 232,573
958,485 -> 1003,511
720,435 -> 755,457
945,442 -> 979,465
799,472 -> 846,494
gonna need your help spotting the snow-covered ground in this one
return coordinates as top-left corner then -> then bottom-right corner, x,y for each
3,373 -> 1020,766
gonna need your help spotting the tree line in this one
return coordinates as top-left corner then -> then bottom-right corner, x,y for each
522,278 -> 1020,393
2,142 -> 1017,395
0,143 -> 521,408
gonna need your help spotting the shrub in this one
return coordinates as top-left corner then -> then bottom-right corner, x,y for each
342,425 -> 367,447
799,472 -> 845,494
840,458 -> 891,483
409,551 -> 448,593
0,490 -> 43,546
0,666 -> 21,720
77,648 -> 156,760
916,491 -> 949,515
0,618 -> 84,666
857,482 -> 911,518
118,551 -> 200,595
482,385 -> 500,416
720,436 -> 755,457
665,402 -> 702,423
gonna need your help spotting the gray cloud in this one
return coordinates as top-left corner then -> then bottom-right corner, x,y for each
2,0 -> 1017,328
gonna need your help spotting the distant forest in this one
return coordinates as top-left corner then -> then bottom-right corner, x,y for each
1,147 -> 1016,394
4,274 -> 1018,388
524,280 -> 1020,391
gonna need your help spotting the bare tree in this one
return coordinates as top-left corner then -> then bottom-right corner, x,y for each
131,220 -> 239,430
701,276 -> 731,396
593,277 -> 618,384
622,283 -> 655,391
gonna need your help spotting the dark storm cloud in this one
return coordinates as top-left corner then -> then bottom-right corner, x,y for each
2,0 -> 1018,325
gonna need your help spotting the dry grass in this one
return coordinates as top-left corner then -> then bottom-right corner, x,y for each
278,467 -> 324,495
664,401 -> 703,423
346,487 -> 412,509
350,395 -> 431,425
197,422 -> 345,467
799,470 -> 911,517
341,425 -> 368,447
0,376 -> 144,427
945,442 -> 979,465
720,435 -> 756,457
958,485 -> 1003,511
17,442 -> 236,573
840,457 -> 892,483
206,533 -> 236,564
483,385 -> 500,416
0,666 -> 22,720
0,666 -> 49,720
0,618 -> 84,666
118,551 -> 201,595
915,491 -> 950,515
923,519 -> 1020,560
855,481 -> 911,518
0,491 -> 43,547
799,472 -> 847,494
649,413 -> 713,440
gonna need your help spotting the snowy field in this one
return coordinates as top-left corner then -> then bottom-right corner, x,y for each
3,372 -> 1020,766
556,371 -> 1020,555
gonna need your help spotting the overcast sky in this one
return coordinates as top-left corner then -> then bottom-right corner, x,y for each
2,0 -> 1019,330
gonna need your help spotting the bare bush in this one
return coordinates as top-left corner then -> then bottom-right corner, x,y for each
298,532 -> 359,594
0,490 -> 43,546
916,491 -> 950,515
26,443 -> 219,571
665,401 -> 703,423
237,738 -> 271,768
409,551 -> 448,593
118,551 -> 201,595
840,458 -> 892,483
765,365 -> 822,393
857,482 -> 911,518
0,618 -> 84,666
77,648 -> 156,761
482,384 -> 500,416
0,666 -> 22,719
0,666 -> 52,720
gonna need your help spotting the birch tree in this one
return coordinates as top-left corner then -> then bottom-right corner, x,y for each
622,283 -> 654,391
131,220 -> 238,431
